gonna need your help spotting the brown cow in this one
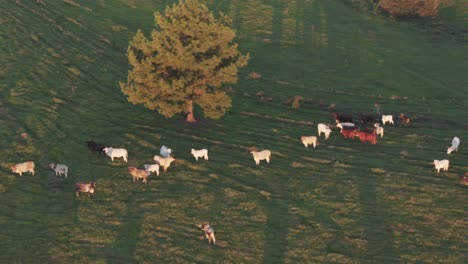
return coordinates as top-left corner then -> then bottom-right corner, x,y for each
11,161 -> 35,176
462,173 -> 468,186
75,182 -> 96,198
353,131 -> 377,144
128,167 -> 148,184
341,127 -> 357,139
399,113 -> 411,125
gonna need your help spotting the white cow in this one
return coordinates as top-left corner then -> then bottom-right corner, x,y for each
49,163 -> 69,178
373,123 -> 384,138
191,148 -> 208,161
433,159 -> 449,173
381,115 -> 394,125
250,150 -> 271,165
144,164 -> 160,176
336,122 -> 355,132
160,145 -> 172,158
154,155 -> 175,172
447,137 -> 460,154
300,136 -> 318,148
103,147 -> 128,162
317,123 -> 332,140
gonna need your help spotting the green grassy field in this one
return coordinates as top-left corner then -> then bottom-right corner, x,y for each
0,0 -> 467,263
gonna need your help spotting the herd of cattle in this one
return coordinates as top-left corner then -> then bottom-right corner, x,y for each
8,110 -> 468,245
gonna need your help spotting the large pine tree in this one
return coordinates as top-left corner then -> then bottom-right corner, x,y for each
120,0 -> 249,122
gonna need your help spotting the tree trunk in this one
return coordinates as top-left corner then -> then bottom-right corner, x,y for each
185,99 -> 197,122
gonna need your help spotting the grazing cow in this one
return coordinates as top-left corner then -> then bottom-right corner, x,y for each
336,122 -> 356,132
103,147 -> 128,162
11,161 -> 35,176
49,163 -> 69,178
433,159 -> 449,173
144,164 -> 160,176
373,123 -> 384,138
128,167 -> 148,184
461,173 -> 468,186
331,112 -> 353,123
85,140 -> 105,153
317,123 -> 332,140
447,136 -> 460,154
359,113 -> 375,124
75,182 -> 96,198
399,113 -> 410,125
381,115 -> 394,125
191,148 -> 209,161
353,131 -> 377,144
160,145 -> 172,158
153,155 -> 176,172
250,150 -> 271,165
199,223 -> 216,245
301,136 -> 318,148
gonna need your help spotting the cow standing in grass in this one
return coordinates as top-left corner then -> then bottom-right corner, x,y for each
250,150 -> 271,165
75,182 -> 96,198
199,223 -> 216,245
11,161 -> 35,176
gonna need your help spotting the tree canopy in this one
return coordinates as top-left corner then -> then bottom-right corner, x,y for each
119,0 -> 249,122
377,0 -> 453,17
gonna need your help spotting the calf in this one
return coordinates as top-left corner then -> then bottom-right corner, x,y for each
153,155 -> 176,172
191,148 -> 209,161
128,167 -> 148,184
85,140 -> 105,153
199,223 -> 216,245
433,159 -> 449,173
144,164 -> 160,176
373,123 -> 384,138
75,182 -> 96,198
250,150 -> 271,165
317,123 -> 332,140
399,113 -> 410,125
49,163 -> 69,178
11,161 -> 35,176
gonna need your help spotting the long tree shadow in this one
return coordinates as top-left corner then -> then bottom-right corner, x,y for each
261,197 -> 291,263
356,174 -> 398,262
105,191 -> 145,263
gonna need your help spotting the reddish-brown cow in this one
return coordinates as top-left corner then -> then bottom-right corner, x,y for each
341,127 -> 357,139
353,131 -> 377,144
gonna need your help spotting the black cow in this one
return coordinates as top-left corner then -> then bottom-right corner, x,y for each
85,140 -> 105,154
359,113 -> 375,124
331,112 -> 353,123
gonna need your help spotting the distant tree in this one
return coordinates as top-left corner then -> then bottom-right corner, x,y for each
119,0 -> 249,122
377,0 -> 453,17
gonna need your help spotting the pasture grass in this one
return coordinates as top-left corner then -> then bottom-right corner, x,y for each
0,0 -> 467,263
